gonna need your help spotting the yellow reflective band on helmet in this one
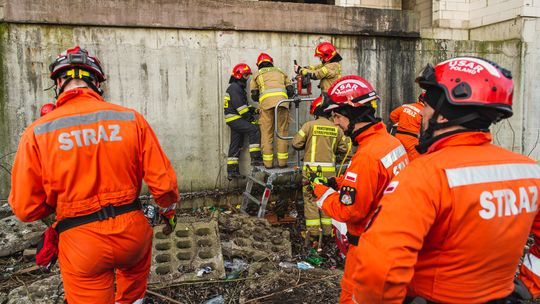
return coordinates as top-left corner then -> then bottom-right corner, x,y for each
225,114 -> 241,122
306,219 -> 321,226
321,66 -> 329,75
298,130 -> 306,137
66,69 -> 90,79
249,147 -> 261,152
303,165 -> 335,172
321,218 -> 333,225
260,91 -> 288,102
277,152 -> 288,160
262,154 -> 274,161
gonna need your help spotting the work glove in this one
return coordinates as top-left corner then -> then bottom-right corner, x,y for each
159,204 -> 177,235
248,105 -> 260,115
294,64 -> 301,75
306,168 -> 329,190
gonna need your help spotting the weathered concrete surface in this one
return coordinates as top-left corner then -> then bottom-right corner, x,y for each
7,274 -> 63,304
0,23 -> 525,198
0,216 -> 46,257
2,0 -> 419,38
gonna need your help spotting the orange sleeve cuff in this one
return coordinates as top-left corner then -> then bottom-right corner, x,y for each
314,184 -> 330,198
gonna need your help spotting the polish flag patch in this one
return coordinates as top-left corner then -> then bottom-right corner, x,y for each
344,172 -> 357,183
384,181 -> 399,194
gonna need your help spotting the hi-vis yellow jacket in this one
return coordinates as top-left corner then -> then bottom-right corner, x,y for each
250,67 -> 292,110
292,117 -> 349,173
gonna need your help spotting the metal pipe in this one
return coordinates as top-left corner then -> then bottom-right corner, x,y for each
274,97 -> 315,167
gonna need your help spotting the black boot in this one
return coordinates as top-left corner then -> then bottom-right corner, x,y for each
250,152 -> 263,166
227,164 -> 242,181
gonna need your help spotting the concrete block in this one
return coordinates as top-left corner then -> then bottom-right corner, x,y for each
0,216 -> 46,257
7,274 -> 63,304
470,18 -> 523,40
149,217 -> 225,283
23,248 -> 36,261
469,0 -> 487,10
219,213 -> 292,261
420,27 -> 470,39
522,6 -> 540,16
481,8 -> 521,25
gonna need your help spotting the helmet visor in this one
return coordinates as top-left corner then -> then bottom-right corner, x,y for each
415,63 -> 437,90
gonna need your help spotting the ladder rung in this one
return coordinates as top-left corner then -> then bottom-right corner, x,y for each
243,191 -> 261,205
246,175 -> 266,187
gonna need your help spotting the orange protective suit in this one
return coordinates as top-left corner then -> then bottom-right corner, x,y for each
389,101 -> 424,160
314,122 -> 409,303
9,88 -> 179,303
351,132 -> 540,303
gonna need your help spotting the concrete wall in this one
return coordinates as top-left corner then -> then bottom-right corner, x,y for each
0,0 -> 530,198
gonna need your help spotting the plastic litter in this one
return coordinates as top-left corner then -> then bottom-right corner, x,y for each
196,266 -> 213,277
305,248 -> 324,266
297,261 -> 314,270
278,261 -> 297,269
203,295 -> 225,304
224,258 -> 248,279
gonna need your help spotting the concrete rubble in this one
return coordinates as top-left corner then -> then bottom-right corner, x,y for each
0,216 -> 46,257
3,212 -> 294,302
7,274 -> 63,304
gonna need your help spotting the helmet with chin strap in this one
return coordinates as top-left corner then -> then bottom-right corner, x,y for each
49,46 -> 106,97
325,75 -> 380,138
415,56 -> 513,152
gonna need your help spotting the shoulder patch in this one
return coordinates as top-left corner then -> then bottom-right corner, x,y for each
384,181 -> 399,194
345,172 -> 357,183
340,186 -> 356,206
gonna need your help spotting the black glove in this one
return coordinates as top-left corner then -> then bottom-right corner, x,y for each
295,65 -> 302,75
326,177 -> 338,190
509,278 -> 532,301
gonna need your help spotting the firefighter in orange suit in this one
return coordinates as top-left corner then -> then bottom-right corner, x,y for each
8,46 -> 179,304
294,41 -> 342,93
389,92 -> 425,160
351,57 -> 540,304
308,75 -> 409,303
250,53 -> 294,168
292,96 -> 350,240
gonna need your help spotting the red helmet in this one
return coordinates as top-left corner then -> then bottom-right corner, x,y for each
49,46 -> 106,82
40,103 -> 56,117
325,75 -> 379,112
310,96 -> 324,116
256,53 -> 273,66
231,63 -> 252,79
314,42 -> 337,62
416,56 -> 513,119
